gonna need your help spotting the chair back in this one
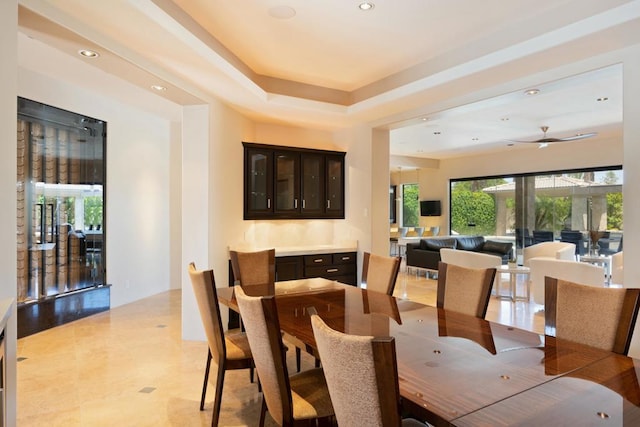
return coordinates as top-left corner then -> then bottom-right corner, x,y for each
310,312 -> 402,427
529,258 -> 604,305
545,277 -> 640,355
440,248 -> 502,289
229,248 -> 276,291
437,261 -> 496,318
560,230 -> 585,255
234,286 -> 292,425
361,252 -> 401,295
533,230 -> 554,244
188,263 -> 226,363
522,241 -> 576,266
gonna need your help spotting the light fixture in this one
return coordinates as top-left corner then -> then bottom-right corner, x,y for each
433,131 -> 441,135
151,85 -> 167,92
78,49 -> 99,58
524,88 -> 540,96
597,97 -> 609,102
358,2 -> 375,11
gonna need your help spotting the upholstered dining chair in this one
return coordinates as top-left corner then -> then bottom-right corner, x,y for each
437,261 -> 496,319
310,310 -> 425,427
229,248 -> 276,292
545,276 -> 640,355
361,251 -> 402,295
234,286 -> 335,427
188,263 -> 254,427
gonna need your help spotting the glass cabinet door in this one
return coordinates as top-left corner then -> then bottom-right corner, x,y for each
275,151 -> 300,214
301,154 -> 324,216
326,155 -> 344,217
245,148 -> 273,216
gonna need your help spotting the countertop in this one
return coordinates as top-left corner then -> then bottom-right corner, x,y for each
229,241 -> 358,257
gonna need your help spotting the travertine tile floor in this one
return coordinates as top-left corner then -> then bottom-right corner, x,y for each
17,270 -> 543,426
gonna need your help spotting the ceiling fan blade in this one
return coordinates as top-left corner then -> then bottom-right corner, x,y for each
510,131 -> 597,143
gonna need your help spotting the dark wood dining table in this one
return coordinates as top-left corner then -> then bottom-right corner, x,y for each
217,277 -> 640,426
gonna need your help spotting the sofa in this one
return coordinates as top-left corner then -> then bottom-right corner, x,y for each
406,236 -> 513,272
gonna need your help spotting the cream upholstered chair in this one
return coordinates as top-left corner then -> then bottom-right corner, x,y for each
188,263 -> 254,426
310,310 -> 425,427
611,251 -> 624,285
529,258 -> 604,306
437,261 -> 496,318
362,252 -> 402,295
234,286 -> 334,426
545,277 -> 640,355
440,248 -> 502,289
522,241 -> 576,266
229,248 -> 276,291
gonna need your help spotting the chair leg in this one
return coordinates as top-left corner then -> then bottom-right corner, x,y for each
296,347 -> 301,372
211,363 -> 226,427
200,349 -> 213,410
259,396 -> 267,427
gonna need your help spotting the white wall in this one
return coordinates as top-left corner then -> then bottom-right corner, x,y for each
1,1 -> 18,424
18,67 -> 180,308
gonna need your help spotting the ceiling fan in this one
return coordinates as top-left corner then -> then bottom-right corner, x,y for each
515,126 -> 597,146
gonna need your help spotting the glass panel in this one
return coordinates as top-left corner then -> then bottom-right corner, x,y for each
302,155 -> 322,211
275,152 -> 298,211
17,97 -> 106,302
402,183 -> 419,227
326,157 -> 343,212
248,150 -> 270,211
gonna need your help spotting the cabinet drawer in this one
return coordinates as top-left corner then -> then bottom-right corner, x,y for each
306,263 -> 356,278
333,252 -> 356,265
304,254 -> 332,266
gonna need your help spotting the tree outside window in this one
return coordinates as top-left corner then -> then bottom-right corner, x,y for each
402,183 -> 419,227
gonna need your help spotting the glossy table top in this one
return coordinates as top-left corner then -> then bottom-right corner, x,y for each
218,278 -> 637,425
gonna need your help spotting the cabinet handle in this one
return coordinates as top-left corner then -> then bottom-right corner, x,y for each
327,268 -> 338,273
294,199 -> 298,209
267,198 -> 271,209
341,256 -> 350,260
302,199 -> 306,209
327,200 -> 331,209
314,258 -> 323,263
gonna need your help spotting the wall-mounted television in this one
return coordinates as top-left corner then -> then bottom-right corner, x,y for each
420,200 -> 441,216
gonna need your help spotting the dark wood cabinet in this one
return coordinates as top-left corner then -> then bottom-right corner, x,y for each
243,142 -> 345,219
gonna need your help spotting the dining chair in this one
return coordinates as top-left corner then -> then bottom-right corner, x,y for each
229,248 -> 276,291
545,276 -> 640,355
187,263 -> 254,426
361,251 -> 402,295
234,286 -> 335,427
310,309 -> 425,427
440,248 -> 502,290
437,261 -> 496,318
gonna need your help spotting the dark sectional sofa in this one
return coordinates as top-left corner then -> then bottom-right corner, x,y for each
406,236 -> 513,272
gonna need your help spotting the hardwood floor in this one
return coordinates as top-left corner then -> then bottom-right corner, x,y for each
17,269 -> 543,426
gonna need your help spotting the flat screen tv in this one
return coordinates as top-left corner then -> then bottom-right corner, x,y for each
420,200 -> 441,216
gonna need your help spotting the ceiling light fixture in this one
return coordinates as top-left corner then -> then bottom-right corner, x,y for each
597,97 -> 609,102
78,49 -> 99,58
524,88 -> 540,95
151,85 -> 167,92
358,2 -> 375,11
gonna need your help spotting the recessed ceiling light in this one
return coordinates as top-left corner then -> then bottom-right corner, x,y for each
597,97 -> 609,102
151,85 -> 167,92
433,131 -> 441,135
78,49 -> 99,58
358,2 -> 375,11
501,117 -> 510,121
524,88 -> 540,95
268,5 -> 296,19
472,137 -> 479,141
421,117 -> 428,121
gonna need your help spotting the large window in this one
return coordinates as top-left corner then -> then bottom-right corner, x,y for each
402,183 -> 419,227
450,167 -> 623,257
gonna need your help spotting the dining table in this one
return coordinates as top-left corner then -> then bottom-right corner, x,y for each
217,277 -> 640,426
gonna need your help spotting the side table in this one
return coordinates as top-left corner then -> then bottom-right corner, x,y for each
498,264 -> 531,302
579,254 -> 612,285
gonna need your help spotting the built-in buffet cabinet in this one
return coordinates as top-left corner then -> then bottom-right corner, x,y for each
243,142 -> 345,219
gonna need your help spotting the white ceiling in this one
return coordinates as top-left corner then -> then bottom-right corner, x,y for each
16,0 -> 640,160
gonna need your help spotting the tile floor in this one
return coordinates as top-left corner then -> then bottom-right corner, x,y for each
16,269 -> 543,426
